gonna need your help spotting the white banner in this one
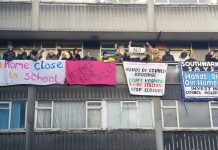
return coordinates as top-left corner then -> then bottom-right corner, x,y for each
0,60 -> 65,86
123,62 -> 167,96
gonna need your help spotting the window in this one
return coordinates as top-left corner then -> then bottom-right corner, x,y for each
35,101 -> 102,129
107,100 -> 153,129
210,102 -> 218,128
35,101 -> 53,129
86,101 -> 102,128
0,101 -> 26,130
162,100 -> 211,128
161,101 -> 178,127
36,100 -> 153,129
178,102 -> 210,128
53,102 -> 86,128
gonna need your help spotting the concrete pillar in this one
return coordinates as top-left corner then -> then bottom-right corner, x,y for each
25,86 -> 36,150
153,97 -> 164,150
32,0 -> 40,30
147,0 -> 156,32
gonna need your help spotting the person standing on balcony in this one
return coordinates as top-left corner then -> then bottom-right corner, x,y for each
3,46 -> 16,61
46,46 -> 62,60
16,48 -> 27,60
113,44 -> 123,62
162,48 -> 175,62
68,49 -> 81,60
82,51 -> 97,60
61,52 -> 68,60
28,48 -> 44,61
146,42 -> 162,62
185,53 -> 197,62
205,49 -> 217,62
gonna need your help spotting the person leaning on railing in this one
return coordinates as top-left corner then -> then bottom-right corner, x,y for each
3,46 -> 16,61
145,42 -> 162,62
113,44 -> 124,62
16,47 -> 27,60
205,49 -> 218,62
68,48 -> 81,60
162,47 -> 175,62
46,46 -> 62,60
185,53 -> 197,62
27,48 -> 44,61
97,52 -> 115,62
82,51 -> 97,61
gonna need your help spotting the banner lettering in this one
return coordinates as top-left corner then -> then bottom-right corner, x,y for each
66,61 -> 116,85
180,61 -> 218,100
123,62 -> 167,96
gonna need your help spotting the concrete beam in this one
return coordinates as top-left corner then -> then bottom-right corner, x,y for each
147,0 -> 156,32
32,0 -> 40,30
153,97 -> 164,150
25,86 -> 36,150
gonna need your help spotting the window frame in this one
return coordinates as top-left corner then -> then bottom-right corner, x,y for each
35,101 -> 54,129
86,101 -> 103,129
209,101 -> 218,129
161,100 -> 179,129
162,100 -> 216,130
0,101 -> 26,131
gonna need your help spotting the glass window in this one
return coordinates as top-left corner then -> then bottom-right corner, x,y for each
36,109 -> 51,128
122,102 -> 138,128
53,102 -> 86,128
138,101 -> 153,127
211,109 -> 218,127
0,101 -> 26,130
107,101 -> 153,129
163,109 -> 178,127
107,101 -> 121,128
178,102 -> 210,128
87,101 -> 102,128
162,100 -> 178,127
36,101 -> 52,129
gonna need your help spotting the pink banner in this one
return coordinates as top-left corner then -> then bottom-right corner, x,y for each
66,61 -> 116,85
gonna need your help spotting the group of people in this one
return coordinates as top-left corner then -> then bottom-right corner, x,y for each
2,42 -> 218,62
2,46 -> 97,62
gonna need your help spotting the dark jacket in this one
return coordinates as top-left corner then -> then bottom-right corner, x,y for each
162,52 -> 175,61
3,50 -> 16,61
185,58 -> 197,62
28,48 -> 41,61
46,49 -> 61,60
123,53 -> 130,61
61,57 -> 68,60
82,56 -> 97,61
68,52 -> 81,60
205,53 -> 216,62
16,52 -> 27,60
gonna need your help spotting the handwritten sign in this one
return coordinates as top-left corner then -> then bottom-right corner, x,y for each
180,61 -> 218,100
0,60 -> 65,86
129,47 -> 146,59
123,62 -> 167,96
66,61 -> 116,85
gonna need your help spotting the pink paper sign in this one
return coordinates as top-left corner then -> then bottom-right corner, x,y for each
66,61 -> 116,85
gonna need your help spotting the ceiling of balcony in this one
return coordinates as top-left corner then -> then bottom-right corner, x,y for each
1,31 -> 218,41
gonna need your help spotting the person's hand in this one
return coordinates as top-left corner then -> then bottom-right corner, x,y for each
129,41 -> 132,45
146,42 -> 150,46
115,44 -> 118,48
57,46 -> 61,49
